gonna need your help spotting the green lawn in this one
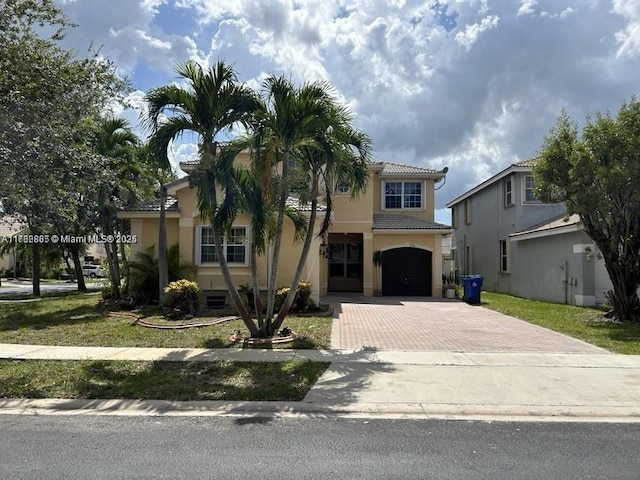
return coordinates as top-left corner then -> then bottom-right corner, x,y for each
0,295 -> 333,349
0,359 -> 329,401
481,291 -> 640,354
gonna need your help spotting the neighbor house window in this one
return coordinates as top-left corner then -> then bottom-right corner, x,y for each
504,177 -> 514,207
499,239 -> 510,273
384,181 -> 422,209
451,206 -> 457,228
196,226 -> 248,265
523,175 -> 539,203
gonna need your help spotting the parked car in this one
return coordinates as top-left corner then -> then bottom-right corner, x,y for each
82,264 -> 106,278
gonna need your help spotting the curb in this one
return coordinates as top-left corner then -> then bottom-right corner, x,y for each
1,398 -> 639,423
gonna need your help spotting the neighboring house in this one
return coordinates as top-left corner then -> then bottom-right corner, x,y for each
119,152 -> 451,302
445,158 -> 612,306
0,216 -> 27,274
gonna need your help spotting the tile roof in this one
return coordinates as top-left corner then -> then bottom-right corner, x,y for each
286,197 -> 328,212
512,157 -> 540,168
373,213 -> 451,230
379,162 -> 440,175
122,196 -> 326,214
512,213 -> 580,237
126,197 -> 179,212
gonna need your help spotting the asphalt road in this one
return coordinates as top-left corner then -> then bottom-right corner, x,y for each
1,416 -> 638,479
0,279 -> 102,296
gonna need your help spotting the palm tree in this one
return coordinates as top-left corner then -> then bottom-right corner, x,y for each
94,117 -> 141,299
270,101 -> 371,332
249,75 -> 339,325
144,60 -> 259,335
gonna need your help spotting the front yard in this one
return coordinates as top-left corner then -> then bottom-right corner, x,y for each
481,291 -> 640,355
0,294 -> 333,349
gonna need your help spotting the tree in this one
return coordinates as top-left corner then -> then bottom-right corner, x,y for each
535,99 -> 640,322
144,60 -> 259,334
0,0 -> 128,295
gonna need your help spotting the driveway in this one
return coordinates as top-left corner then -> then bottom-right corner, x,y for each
324,296 -> 607,354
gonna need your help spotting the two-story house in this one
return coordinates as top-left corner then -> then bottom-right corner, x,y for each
446,158 -> 613,306
119,154 -> 452,302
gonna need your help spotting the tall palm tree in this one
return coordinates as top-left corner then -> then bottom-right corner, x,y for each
251,75 -> 341,325
270,102 -> 371,332
94,117 -> 141,299
144,60 -> 259,335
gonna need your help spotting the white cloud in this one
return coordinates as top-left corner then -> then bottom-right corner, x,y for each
454,14 -> 499,50
517,0 -> 538,17
613,0 -> 640,57
52,0 -> 640,210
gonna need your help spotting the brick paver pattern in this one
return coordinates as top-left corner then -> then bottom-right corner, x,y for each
328,297 -> 607,353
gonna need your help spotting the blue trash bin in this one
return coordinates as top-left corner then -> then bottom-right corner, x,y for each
461,276 -> 470,302
465,275 -> 483,304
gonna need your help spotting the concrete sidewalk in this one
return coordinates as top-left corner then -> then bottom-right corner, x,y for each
1,343 -> 640,422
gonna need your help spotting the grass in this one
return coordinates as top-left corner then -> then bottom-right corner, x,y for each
0,289 -> 101,301
0,359 -> 329,401
0,295 -> 333,349
481,291 -> 640,355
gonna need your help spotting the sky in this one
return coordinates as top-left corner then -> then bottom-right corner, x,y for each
56,0 -> 640,224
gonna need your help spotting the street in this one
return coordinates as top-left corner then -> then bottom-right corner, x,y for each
1,416 -> 638,479
0,279 -> 102,296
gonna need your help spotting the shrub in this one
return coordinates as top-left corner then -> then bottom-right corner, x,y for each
164,279 -> 200,316
275,280 -> 313,313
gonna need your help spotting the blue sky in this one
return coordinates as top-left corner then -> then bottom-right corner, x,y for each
56,0 -> 640,224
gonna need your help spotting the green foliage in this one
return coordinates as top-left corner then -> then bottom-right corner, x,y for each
536,98 -> 640,321
164,279 -> 200,315
275,280 -> 313,313
128,244 -> 195,305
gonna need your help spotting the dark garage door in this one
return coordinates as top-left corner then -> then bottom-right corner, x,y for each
382,247 -> 432,296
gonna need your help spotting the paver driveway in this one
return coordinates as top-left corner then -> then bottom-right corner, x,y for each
325,296 -> 608,353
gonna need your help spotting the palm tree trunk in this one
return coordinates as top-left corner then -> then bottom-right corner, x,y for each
205,169 -> 258,336
266,148 -> 290,327
250,247 -> 264,330
272,182 -> 319,333
158,185 -> 169,305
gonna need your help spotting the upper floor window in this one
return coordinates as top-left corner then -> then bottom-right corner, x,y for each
523,175 -> 539,203
503,177 -> 514,207
335,182 -> 351,195
384,181 -> 422,209
196,226 -> 248,265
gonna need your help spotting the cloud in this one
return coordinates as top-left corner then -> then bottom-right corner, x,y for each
53,0 -> 640,213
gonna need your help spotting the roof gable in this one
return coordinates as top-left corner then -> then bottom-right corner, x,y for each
445,157 -> 539,207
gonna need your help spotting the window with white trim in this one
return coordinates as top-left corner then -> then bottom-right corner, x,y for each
522,175 -> 539,203
383,181 -> 422,209
335,182 -> 350,195
196,226 -> 249,265
499,239 -> 510,273
503,177 -> 514,207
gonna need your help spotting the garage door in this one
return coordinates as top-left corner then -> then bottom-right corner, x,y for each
382,247 -> 432,296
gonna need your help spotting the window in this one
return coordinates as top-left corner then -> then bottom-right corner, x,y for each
523,175 -> 539,203
499,239 -> 510,273
464,199 -> 471,225
451,206 -> 457,228
328,243 -> 362,278
197,226 -> 248,265
384,181 -> 422,209
504,177 -> 514,207
335,182 -> 350,195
